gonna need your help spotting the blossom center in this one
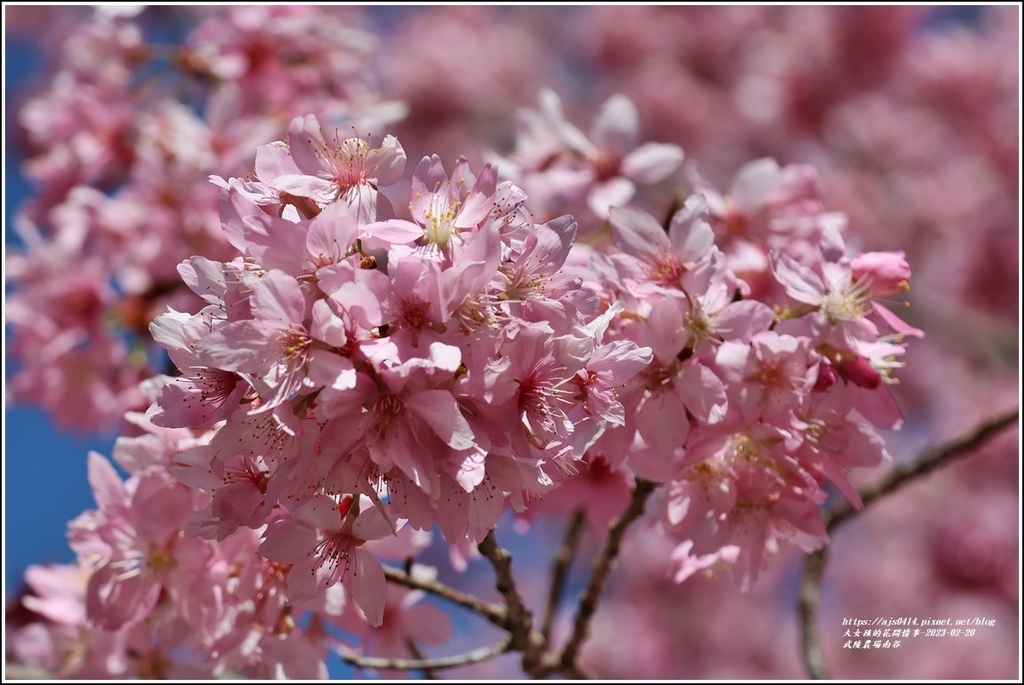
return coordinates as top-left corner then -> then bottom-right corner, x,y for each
820,282 -> 870,324
423,194 -> 461,248
279,328 -> 311,358
651,252 -> 684,286
331,138 -> 370,189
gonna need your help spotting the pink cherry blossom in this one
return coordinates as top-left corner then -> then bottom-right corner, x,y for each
409,154 -> 497,252
12,7 -> 1001,678
260,495 -> 395,625
260,114 -> 406,223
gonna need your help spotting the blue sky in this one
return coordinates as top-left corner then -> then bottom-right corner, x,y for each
3,408 -> 117,590
3,31 -> 109,593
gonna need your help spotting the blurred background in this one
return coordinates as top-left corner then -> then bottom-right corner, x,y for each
4,5 -> 1019,679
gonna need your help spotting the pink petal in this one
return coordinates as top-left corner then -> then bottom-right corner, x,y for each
131,470 -> 194,542
87,451 -> 124,514
168,445 -> 219,490
409,155 -> 448,222
86,564 -> 160,631
636,390 -> 690,460
177,256 -> 228,304
342,182 -> 380,225
646,297 -> 687,365
310,299 -> 348,347
609,206 -> 671,259
406,389 -> 476,451
873,302 -> 924,338
427,341 -> 463,373
23,593 -> 85,627
848,385 -> 905,431
590,94 -> 638,155
273,174 -> 337,205
148,309 -> 193,355
364,134 -> 407,186
351,549 -> 387,627
770,251 -> 825,305
292,493 -> 350,531
678,364 -> 729,425
454,163 -> 497,228
730,158 -> 781,210
351,506 -> 398,541
621,142 -> 684,184
254,139 -> 300,182
259,519 -> 317,565
286,114 -> 329,176
306,203 -> 359,266
668,194 -> 715,264
360,219 -> 424,250
261,632 -> 329,680
212,482 -> 266,534
450,447 -> 488,492
313,353 -> 358,395
286,558 -> 321,605
716,300 -> 776,341
250,270 -> 308,326
194,320 -> 278,374
317,261 -> 388,331
588,177 -> 636,219
589,340 -> 653,385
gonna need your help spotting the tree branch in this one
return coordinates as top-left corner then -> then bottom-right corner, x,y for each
798,407 -> 1019,679
406,639 -> 439,679
560,478 -> 656,671
541,509 -> 586,641
382,565 -> 507,628
798,548 -> 830,679
477,529 -> 546,674
339,635 -> 512,673
824,407 -> 1019,532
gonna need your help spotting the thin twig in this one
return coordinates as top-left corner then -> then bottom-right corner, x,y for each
406,639 -> 439,679
824,407 -> 1019,532
541,509 -> 586,641
559,662 -> 594,679
382,565 -> 507,627
339,635 -> 512,672
798,407 -> 1019,679
798,548 -> 830,679
560,479 -> 656,671
477,529 -> 544,673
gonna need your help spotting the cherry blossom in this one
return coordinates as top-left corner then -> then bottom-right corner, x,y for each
14,7 -> 1019,682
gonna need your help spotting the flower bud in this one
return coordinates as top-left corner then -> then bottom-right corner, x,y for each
838,354 -> 882,389
851,251 -> 911,297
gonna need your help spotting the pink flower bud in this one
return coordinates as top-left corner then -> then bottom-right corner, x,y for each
851,251 -> 911,297
813,358 -> 838,392
838,355 -> 882,389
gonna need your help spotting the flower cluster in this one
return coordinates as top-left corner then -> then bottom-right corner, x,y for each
18,7 -> 1014,681
12,448 -> 441,678
9,97 -> 921,676
501,121 -> 920,587
174,115 -> 650,535
6,7 -> 402,430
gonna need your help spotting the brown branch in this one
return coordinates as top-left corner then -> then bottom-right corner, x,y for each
477,529 -> 547,674
406,639 -> 439,679
798,548 -> 830,679
799,407 -> 1019,679
339,635 -> 512,673
382,565 -> 507,628
560,478 -> 656,671
558,662 -> 594,679
541,509 -> 586,641
824,407 -> 1019,532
